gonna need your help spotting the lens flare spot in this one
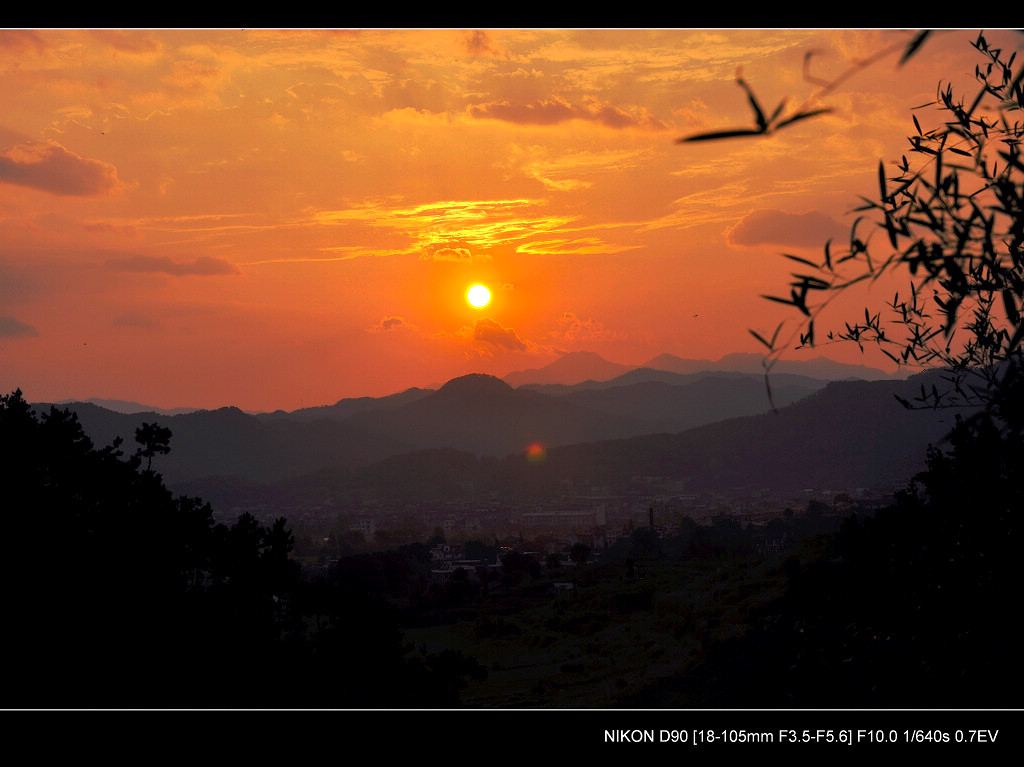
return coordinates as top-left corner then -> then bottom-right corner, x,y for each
467,284 -> 491,308
526,441 -> 546,464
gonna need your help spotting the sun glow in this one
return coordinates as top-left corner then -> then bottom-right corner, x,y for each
467,284 -> 491,308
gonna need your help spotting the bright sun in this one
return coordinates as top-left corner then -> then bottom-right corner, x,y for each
467,284 -> 491,308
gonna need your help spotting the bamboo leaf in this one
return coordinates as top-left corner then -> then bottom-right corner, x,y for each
761,294 -> 796,308
767,99 -> 788,126
677,128 -> 764,143
783,253 -> 821,268
773,108 -> 832,130
737,77 -> 768,132
749,329 -> 774,350
900,31 -> 933,66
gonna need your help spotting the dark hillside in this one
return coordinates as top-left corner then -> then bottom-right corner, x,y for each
343,373 -> 653,457
532,371 -> 963,493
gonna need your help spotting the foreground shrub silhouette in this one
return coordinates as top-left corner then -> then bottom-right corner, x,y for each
0,390 -> 484,708
667,32 -> 1024,708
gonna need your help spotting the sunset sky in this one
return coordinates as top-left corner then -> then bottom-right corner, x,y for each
0,28 -> 1012,412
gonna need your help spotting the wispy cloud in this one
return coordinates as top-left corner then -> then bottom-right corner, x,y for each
113,311 -> 161,329
505,145 -> 649,192
0,30 -> 46,53
516,237 -> 640,256
368,315 -> 417,333
0,316 -> 38,338
315,197 -> 579,259
470,95 -> 667,130
551,312 -> 626,344
419,245 -> 488,263
105,254 -> 240,276
88,30 -> 162,55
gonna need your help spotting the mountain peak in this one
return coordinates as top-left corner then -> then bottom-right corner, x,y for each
437,373 -> 513,396
503,351 -> 632,387
558,350 -> 606,361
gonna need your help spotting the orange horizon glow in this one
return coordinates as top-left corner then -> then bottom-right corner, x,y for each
0,28 -> 1006,412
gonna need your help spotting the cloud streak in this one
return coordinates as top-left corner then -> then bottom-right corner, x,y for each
315,197 -> 578,259
516,237 -> 639,256
105,255 -> 240,276
470,95 -> 667,130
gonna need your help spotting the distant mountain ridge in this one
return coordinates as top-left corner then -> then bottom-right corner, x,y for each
502,351 -> 633,387
37,373 -> 655,485
31,351 -> 923,499
341,373 -> 652,458
168,368 -> 967,511
58,397 -> 199,417
38,370 -> 939,502
60,350 -> 900,416
257,387 -> 433,423
36,401 -> 416,487
530,370 -> 964,494
503,350 -> 903,387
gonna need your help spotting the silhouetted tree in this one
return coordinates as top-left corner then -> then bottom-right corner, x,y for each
1,390 -> 496,708
672,33 -> 1024,706
135,421 -> 172,471
747,33 -> 1024,428
1,391 -> 205,704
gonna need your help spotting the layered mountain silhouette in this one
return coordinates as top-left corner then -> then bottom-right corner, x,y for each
59,397 -> 199,416
164,369 -> 966,511
48,401 -> 416,486
35,351 -> 940,501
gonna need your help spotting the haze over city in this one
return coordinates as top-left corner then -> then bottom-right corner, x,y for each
1,28 -> 1011,412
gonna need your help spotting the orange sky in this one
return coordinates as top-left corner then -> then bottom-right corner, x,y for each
0,28 -> 1012,412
